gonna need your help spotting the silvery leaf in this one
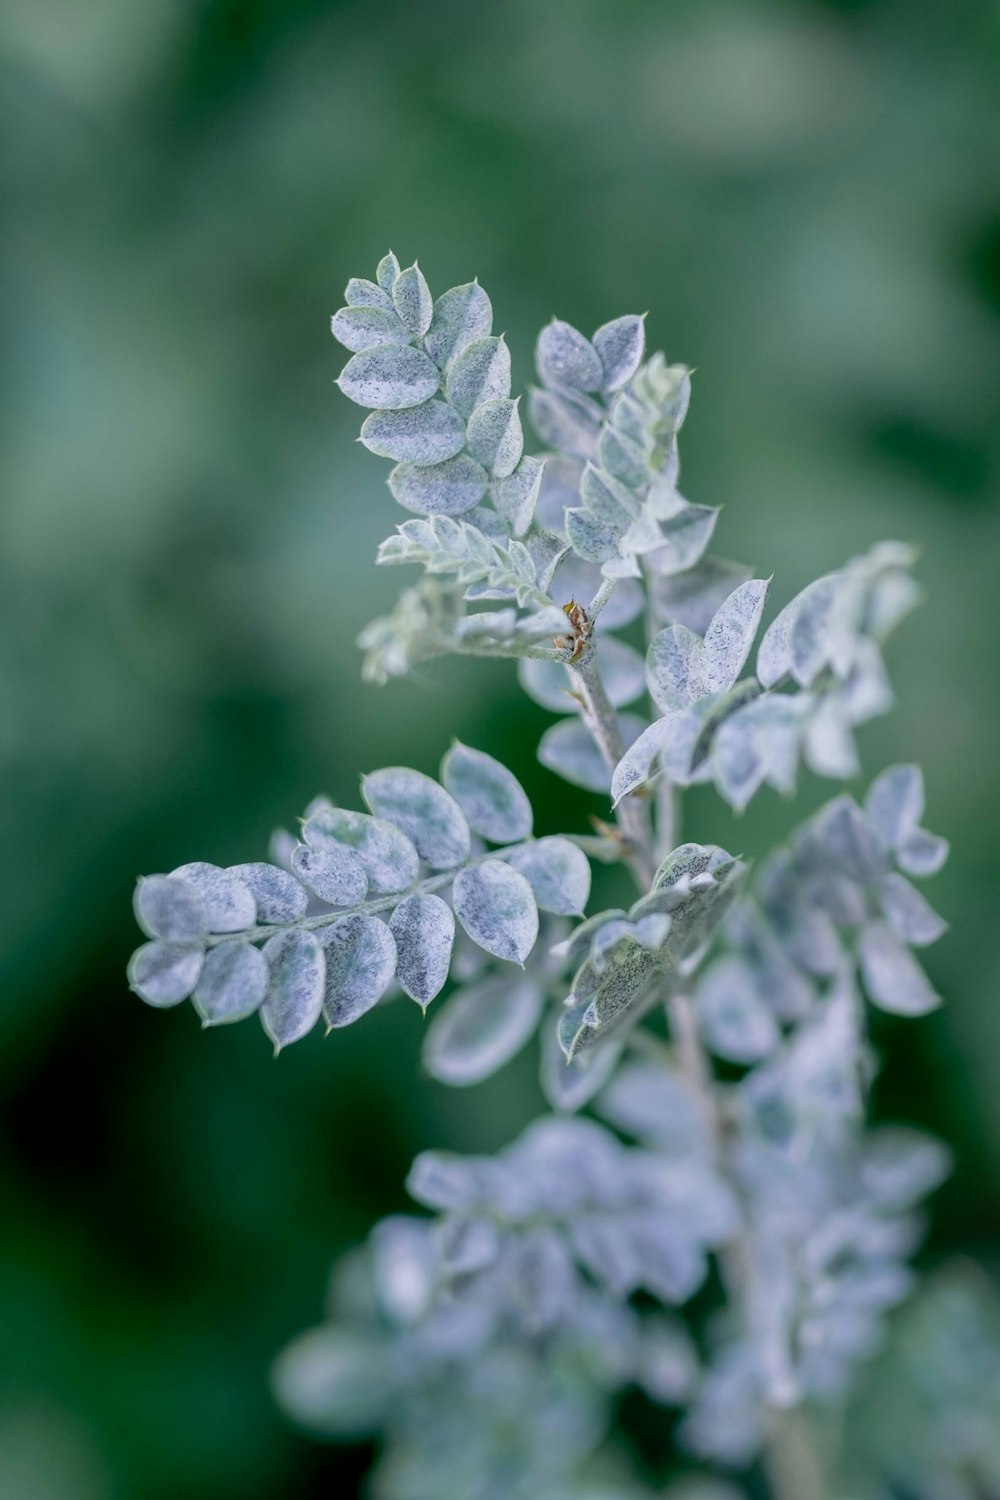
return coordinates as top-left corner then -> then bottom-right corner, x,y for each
303,807 -> 419,894
344,277 -> 393,311
598,1061 -> 710,1156
422,973 -> 543,1085
495,454 -> 544,535
652,556 -> 753,635
788,574 -> 839,686
371,1215 -> 437,1324
452,860 -> 539,964
291,843 -> 367,905
540,713 -> 646,795
697,954 -> 780,1064
440,741 -> 533,843
465,397 -> 524,478
635,1317 -> 700,1407
517,655 -> 575,713
700,579 -> 770,694
865,764 -> 924,849
540,1018 -> 622,1112
436,1214 -> 502,1274
896,828 -> 949,877
407,1150 -> 492,1211
528,386 -> 600,460
647,624 -> 704,712
129,941 -> 204,1007
645,504 -> 718,576
228,862 -> 309,924
507,836 -> 591,916
423,281 -> 493,369
511,1226 -> 577,1331
629,1212 -> 707,1304
194,941 -> 268,1025
600,425 -> 647,487
330,305 -> 410,353
536,319 -> 604,393
812,796 -> 887,884
359,401 -> 467,465
376,251 -> 400,293
388,453 -> 488,516
392,262 -> 433,338
860,1126 -> 952,1210
804,697 -> 859,779
271,1326 -> 391,1437
569,1214 -> 641,1297
879,872 -> 947,947
580,463 -> 638,524
593,314 -> 646,393
261,930 -> 326,1050
445,336 -> 511,418
610,715 -> 674,805
565,507 -> 624,564
858,921 -> 940,1016
363,767 -> 471,868
389,893 -> 455,1007
320,915 -> 397,1028
337,344 -> 441,410
172,861 -> 257,933
134,874 -> 206,941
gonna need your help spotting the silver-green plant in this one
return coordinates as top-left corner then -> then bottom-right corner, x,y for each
126,251 -> 952,1499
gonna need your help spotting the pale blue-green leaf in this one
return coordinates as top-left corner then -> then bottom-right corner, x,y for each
290,843 -> 367,905
517,655 -> 574,713
580,464 -> 637,525
389,893 -> 455,1007
804,697 -> 859,779
440,741 -> 533,843
528,386 -> 600,461
344,277 -> 393,311
330,305 -> 410,353
338,344 -> 440,410
756,593 -> 798,689
535,453 -> 581,532
406,1150 -> 491,1211
465,397 -> 523,478
376,252 -> 400,293
653,556 -> 753,636
392,262 -> 433,338
129,940 -> 204,1007
551,553 -> 644,629
422,973 -> 543,1085
495,453 -> 544,536
865,764 -> 924,849
363,767 -> 471,868
858,921 -> 940,1016
511,1226 -> 577,1331
644,504 -> 718,577
321,915 -> 397,1028
540,713 -> 646,794
600,425 -> 647,488
522,526 -> 566,592
647,624 -> 704,712
261,930 -> 326,1049
453,860 -> 539,964
134,874 -> 206,941
896,828 -> 949,878
569,1214 -> 642,1297
536,320 -> 604,393
272,1326 -> 390,1437
594,637 -> 645,707
540,1017 -> 623,1112
593,314 -> 646,393
359,401 -> 466,465
194,941 -> 268,1025
879,873 -> 947,947
611,715 -> 683,805
423,281 -> 493,369
812,796 -> 887,884
304,806 -> 419,894
228,862 -> 308,924
435,1214 -> 502,1274
711,714 -> 767,811
697,955 -> 780,1064
701,579 -> 770,694
860,1127 -> 952,1210
388,453 -> 488,516
507,836 -> 591,916
565,507 -> 623,564
789,574 -> 839,686
172,861 -> 256,933
445,335 -> 511,418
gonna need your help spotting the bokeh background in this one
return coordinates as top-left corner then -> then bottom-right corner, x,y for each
2,0 -> 999,1495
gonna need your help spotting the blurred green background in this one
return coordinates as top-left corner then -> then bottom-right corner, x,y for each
2,0 -> 998,1495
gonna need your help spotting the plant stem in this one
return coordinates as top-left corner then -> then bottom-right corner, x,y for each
571,651 -> 655,888
763,1409 -> 827,1500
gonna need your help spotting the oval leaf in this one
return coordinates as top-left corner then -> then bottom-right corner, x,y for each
330,305 -> 410,353
227,862 -> 309,924
536,320 -> 604,393
700,579 -> 770,695
388,453 -> 488,516
304,807 -> 419,894
134,874 -> 206,941
363,768 -> 471,869
441,742 -> 533,843
540,714 -> 646,795
338,344 -> 440,410
389,893 -> 455,1008
465,397 -> 524,478
507,837 -> 591,916
291,843 -> 368,906
194,941 -> 269,1025
858,921 -> 940,1016
392,263 -> 433,337
261,930 -> 326,1050
423,973 -> 543,1085
172,862 -> 257,933
452,860 -> 539,964
359,401 -> 466,465
424,281 -> 493,370
593,314 -> 646,393
646,625 -> 704,713
445,336 -> 511,418
129,941 -> 204,1007
321,915 -> 397,1028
